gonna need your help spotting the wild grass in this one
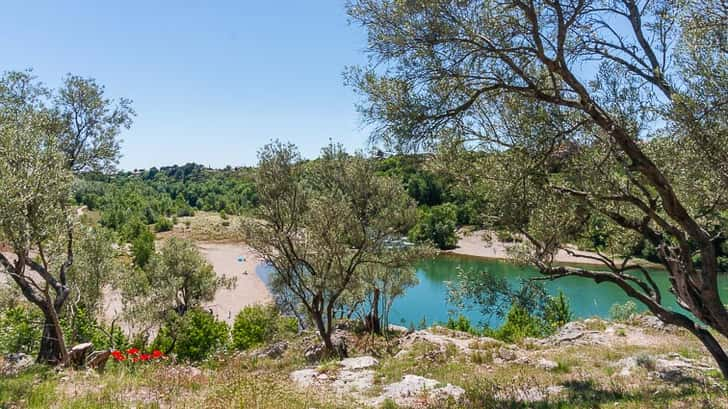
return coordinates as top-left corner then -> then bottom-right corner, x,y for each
2,323 -> 727,409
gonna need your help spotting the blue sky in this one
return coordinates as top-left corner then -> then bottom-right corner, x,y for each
0,1 -> 369,170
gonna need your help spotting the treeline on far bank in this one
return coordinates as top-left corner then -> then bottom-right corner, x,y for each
73,155 -> 485,250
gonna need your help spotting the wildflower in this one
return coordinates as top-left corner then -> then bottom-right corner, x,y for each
152,350 -> 164,359
140,353 -> 152,362
127,347 -> 140,355
111,350 -> 125,361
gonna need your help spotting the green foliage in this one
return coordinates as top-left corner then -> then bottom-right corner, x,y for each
409,203 -> 458,249
131,225 -> 155,268
154,309 -> 229,361
77,163 -> 258,240
544,291 -> 573,330
610,301 -> 639,322
154,216 -> 174,232
61,308 -> 128,350
445,315 -> 478,335
231,305 -> 297,351
488,304 -> 547,343
0,306 -> 43,355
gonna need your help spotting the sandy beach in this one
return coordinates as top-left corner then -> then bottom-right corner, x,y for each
198,242 -> 272,324
448,229 -> 637,266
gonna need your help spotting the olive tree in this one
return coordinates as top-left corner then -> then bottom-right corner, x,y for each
120,238 -> 234,344
56,74 -> 135,173
241,142 -> 419,353
348,0 -> 728,375
0,70 -> 134,364
0,91 -> 74,364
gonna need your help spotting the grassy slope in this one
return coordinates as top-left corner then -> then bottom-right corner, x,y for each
2,321 -> 727,409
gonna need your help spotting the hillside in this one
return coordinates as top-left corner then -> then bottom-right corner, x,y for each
2,317 -> 726,409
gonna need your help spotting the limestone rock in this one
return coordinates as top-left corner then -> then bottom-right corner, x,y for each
339,356 -> 378,370
387,324 -> 412,335
1,352 -> 33,376
304,343 -> 325,363
331,370 -> 375,396
255,341 -> 288,359
369,375 -> 465,407
535,358 -> 559,371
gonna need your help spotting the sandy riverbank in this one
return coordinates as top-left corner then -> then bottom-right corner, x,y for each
100,241 -> 272,329
197,242 -> 272,324
447,229 -> 647,267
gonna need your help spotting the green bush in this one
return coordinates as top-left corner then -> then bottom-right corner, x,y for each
488,304 -> 547,343
154,309 -> 229,361
67,308 -> 128,350
232,305 -> 297,351
0,305 -> 42,355
155,217 -> 174,232
609,300 -> 638,322
543,291 -> 573,330
131,227 -> 155,268
409,203 -> 459,250
445,315 -> 478,335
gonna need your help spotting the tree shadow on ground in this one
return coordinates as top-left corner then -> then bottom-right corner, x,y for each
464,378 -> 724,409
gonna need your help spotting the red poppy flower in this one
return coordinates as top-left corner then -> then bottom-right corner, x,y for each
127,348 -> 140,355
140,354 -> 151,361
131,356 -> 140,363
152,350 -> 164,359
111,350 -> 125,361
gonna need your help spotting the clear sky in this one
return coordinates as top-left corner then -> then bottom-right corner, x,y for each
0,1 -> 369,170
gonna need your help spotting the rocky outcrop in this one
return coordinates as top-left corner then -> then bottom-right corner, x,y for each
397,327 -> 501,358
254,341 -> 288,359
291,355 -> 465,407
611,353 -> 715,382
1,352 -> 33,376
368,375 -> 465,407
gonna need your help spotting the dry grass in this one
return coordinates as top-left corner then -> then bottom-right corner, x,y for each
156,211 -> 242,242
2,325 -> 727,409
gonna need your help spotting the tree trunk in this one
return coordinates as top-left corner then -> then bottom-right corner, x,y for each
690,326 -> 728,379
364,288 -> 381,334
37,310 -> 67,365
313,312 -> 334,354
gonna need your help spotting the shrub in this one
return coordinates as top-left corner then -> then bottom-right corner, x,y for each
154,309 -> 229,361
62,307 -> 128,349
0,305 -> 42,355
543,291 -> 573,330
232,305 -> 297,351
609,300 -> 638,322
131,228 -> 155,268
490,304 -> 547,343
155,217 -> 174,232
445,315 -> 478,335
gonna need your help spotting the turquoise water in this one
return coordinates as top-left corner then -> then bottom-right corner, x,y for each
257,256 -> 728,329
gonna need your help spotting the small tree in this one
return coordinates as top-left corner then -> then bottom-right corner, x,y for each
136,238 -> 235,317
63,225 -> 119,345
242,142 -> 419,353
